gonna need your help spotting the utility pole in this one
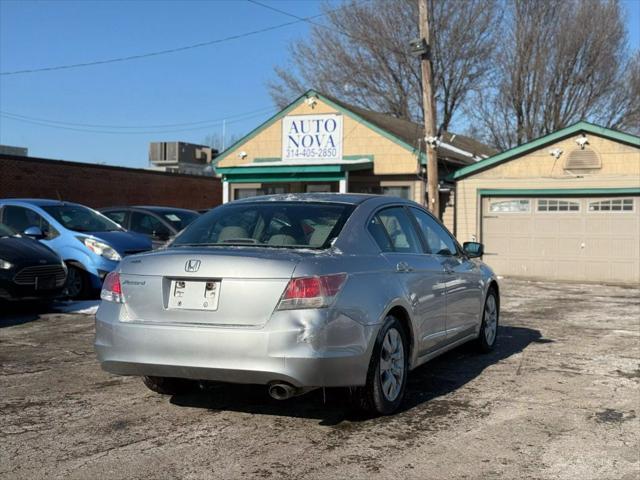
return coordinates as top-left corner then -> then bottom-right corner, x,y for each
417,0 -> 439,217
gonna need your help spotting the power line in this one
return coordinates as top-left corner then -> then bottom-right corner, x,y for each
0,105 -> 276,129
0,12 -> 327,76
247,0 -> 406,57
0,107 -> 277,134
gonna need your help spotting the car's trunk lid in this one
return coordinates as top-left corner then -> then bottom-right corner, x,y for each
118,247 -> 303,326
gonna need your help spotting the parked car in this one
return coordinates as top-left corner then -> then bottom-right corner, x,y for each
0,223 -> 67,302
0,199 -> 152,299
96,194 -> 499,415
100,206 -> 200,248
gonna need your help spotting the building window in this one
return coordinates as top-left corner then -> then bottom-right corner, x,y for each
537,199 -> 580,212
489,199 -> 530,213
306,184 -> 332,193
588,198 -> 634,212
381,186 -> 410,199
233,185 -> 288,200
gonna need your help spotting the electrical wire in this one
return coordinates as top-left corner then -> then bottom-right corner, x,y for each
0,1 -> 377,76
0,12 -> 328,76
0,107 -> 277,134
0,105 -> 276,129
246,0 -> 407,57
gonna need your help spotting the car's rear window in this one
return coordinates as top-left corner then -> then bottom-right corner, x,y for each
171,202 -> 354,249
156,210 -> 199,230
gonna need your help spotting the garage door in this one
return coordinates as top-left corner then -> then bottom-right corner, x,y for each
482,196 -> 640,283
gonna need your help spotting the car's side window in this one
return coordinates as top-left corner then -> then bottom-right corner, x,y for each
40,217 -> 59,240
131,212 -> 171,239
410,207 -> 457,256
103,210 -> 128,227
2,206 -> 46,234
373,207 -> 422,254
367,215 -> 394,252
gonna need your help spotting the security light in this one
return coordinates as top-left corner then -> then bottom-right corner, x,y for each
410,38 -> 429,57
549,148 -> 563,159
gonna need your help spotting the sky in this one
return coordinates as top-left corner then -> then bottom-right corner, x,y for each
1,0 -> 639,170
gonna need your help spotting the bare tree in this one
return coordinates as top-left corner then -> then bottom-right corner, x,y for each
203,132 -> 243,152
268,0 -> 501,132
470,0 -> 638,149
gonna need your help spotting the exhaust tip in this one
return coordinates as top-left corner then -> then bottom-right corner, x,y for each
268,383 -> 297,400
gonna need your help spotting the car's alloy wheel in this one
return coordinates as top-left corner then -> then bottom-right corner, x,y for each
379,328 -> 405,402
476,289 -> 499,352
354,315 -> 408,415
484,294 -> 498,345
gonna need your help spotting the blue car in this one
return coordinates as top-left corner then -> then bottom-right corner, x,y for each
0,199 -> 151,298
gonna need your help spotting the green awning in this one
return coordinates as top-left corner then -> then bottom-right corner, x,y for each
216,161 -> 372,184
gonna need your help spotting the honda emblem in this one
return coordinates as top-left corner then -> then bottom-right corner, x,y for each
185,259 -> 201,272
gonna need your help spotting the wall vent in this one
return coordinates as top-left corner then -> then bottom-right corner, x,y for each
564,148 -> 601,171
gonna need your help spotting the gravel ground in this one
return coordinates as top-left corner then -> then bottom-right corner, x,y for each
1,279 -> 639,480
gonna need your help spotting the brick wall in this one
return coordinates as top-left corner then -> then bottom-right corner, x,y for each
0,154 -> 222,209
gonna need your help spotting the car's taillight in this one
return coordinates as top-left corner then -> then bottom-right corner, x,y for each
277,273 -> 347,310
101,271 -> 124,303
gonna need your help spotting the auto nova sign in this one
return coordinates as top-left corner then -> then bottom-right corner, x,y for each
282,114 -> 343,161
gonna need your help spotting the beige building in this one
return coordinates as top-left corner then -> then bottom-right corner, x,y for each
215,90 -> 494,229
453,122 -> 640,284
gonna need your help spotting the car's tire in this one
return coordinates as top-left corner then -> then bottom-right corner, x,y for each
142,376 -> 197,395
354,315 -> 409,415
475,288 -> 499,353
65,264 -> 90,300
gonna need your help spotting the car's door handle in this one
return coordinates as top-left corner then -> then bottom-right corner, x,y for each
396,261 -> 413,273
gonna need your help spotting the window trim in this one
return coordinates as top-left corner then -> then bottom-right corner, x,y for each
587,197 -> 635,213
536,198 -> 581,213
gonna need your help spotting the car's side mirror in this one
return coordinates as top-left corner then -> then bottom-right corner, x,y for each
463,241 -> 484,258
23,226 -> 45,239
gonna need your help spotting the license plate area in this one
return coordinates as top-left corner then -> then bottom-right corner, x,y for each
167,279 -> 220,311
36,275 -> 57,290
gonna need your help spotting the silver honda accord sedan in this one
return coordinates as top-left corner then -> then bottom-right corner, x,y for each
95,193 -> 499,415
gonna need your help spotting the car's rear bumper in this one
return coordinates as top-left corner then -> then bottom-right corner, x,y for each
95,302 -> 379,388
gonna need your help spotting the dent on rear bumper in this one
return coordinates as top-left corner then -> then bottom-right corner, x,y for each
94,302 -> 379,387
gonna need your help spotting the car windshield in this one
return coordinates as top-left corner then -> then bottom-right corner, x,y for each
0,223 -> 18,237
155,210 -> 199,231
171,202 -> 354,249
42,205 -> 122,232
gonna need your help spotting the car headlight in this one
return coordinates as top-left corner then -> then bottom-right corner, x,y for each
0,258 -> 13,270
79,237 -> 121,261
